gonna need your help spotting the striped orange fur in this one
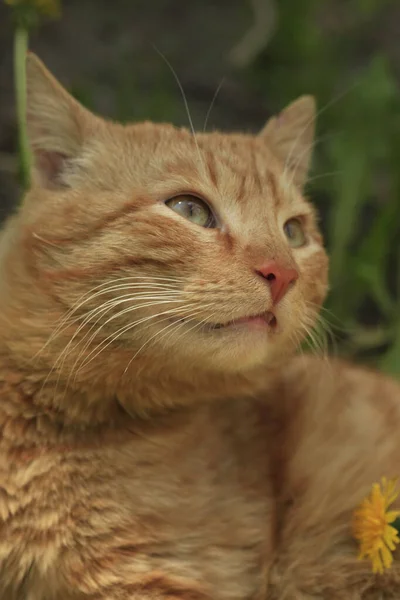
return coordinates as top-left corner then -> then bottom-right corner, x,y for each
0,54 -> 399,599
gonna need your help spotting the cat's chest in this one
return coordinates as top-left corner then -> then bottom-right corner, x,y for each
0,402 -> 273,600
84,411 -> 273,599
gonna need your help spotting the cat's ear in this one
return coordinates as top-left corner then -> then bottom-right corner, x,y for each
259,96 -> 316,188
26,53 -> 96,188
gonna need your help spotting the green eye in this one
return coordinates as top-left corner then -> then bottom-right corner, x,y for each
165,195 -> 216,228
284,218 -> 307,248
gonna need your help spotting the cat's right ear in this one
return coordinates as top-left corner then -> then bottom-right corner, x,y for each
26,53 -> 96,188
259,96 -> 316,188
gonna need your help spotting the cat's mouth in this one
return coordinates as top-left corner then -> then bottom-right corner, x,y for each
175,311 -> 278,333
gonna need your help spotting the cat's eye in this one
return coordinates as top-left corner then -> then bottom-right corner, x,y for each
165,195 -> 216,228
284,218 -> 307,248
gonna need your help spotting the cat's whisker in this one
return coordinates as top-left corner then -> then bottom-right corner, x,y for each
55,301 -> 192,402
75,303 -> 210,376
302,314 -> 336,385
55,304 -> 192,420
154,46 -> 206,175
301,320 -> 329,360
310,304 -> 347,334
282,78 -> 362,185
38,282 -> 186,360
67,296 -> 187,380
314,311 -> 337,341
203,78 -> 225,132
305,170 -> 343,187
44,295 -> 184,399
148,310 -> 221,371
302,329 -> 321,356
298,308 -> 327,357
57,297 -> 183,379
36,280 -> 182,354
292,329 -> 305,358
304,303 -> 343,357
75,305 -> 190,379
122,305 -> 216,373
51,278 -> 184,326
143,306 -> 219,353
122,318 -> 190,375
42,278 -> 186,395
148,311 -> 203,352
168,311 -> 220,348
49,293 -> 183,371
282,134 -> 334,193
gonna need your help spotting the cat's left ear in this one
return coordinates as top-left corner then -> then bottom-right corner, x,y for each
259,96 -> 316,188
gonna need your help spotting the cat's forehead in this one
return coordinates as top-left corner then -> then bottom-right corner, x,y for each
122,122 -> 286,191
121,122 -> 304,213
126,122 -> 272,162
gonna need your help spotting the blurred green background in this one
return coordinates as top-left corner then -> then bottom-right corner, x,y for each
1,0 -> 399,375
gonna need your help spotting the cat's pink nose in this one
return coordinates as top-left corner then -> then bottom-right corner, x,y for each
255,261 -> 298,305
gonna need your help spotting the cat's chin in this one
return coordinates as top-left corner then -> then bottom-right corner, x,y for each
164,316 -> 296,373
197,338 -> 289,374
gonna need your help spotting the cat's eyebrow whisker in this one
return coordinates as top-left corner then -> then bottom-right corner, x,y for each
282,78 -> 362,185
203,78 -> 225,132
282,134 -> 332,194
153,46 -> 206,177
305,170 -> 343,186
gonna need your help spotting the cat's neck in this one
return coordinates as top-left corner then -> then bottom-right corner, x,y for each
0,334 -> 276,428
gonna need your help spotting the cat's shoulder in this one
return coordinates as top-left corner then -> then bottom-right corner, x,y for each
280,353 -> 400,414
275,354 -> 400,460
266,356 -> 400,597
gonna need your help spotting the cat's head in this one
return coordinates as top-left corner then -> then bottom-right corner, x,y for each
4,54 -> 328,383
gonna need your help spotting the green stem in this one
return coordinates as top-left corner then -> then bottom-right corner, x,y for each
14,24 -> 30,190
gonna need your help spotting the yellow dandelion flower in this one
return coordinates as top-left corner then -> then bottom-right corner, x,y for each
352,477 -> 400,574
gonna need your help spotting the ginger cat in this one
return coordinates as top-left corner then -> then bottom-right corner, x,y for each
0,53 -> 400,599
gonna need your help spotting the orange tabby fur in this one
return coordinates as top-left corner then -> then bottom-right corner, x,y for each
0,54 -> 399,599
